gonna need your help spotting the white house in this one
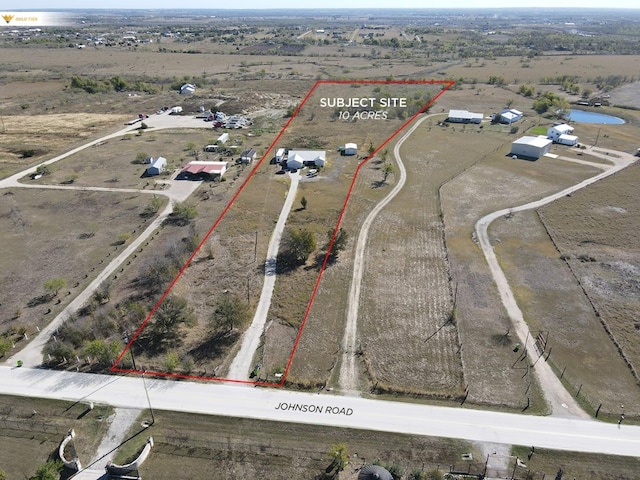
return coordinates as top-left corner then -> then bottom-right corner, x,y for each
500,108 -> 523,124
286,153 -> 304,170
343,143 -> 357,156
547,123 -> 578,145
547,123 -> 574,140
286,150 -> 326,169
447,109 -> 483,124
510,136 -> 553,160
275,148 -> 286,163
180,83 -> 196,95
146,156 -> 167,176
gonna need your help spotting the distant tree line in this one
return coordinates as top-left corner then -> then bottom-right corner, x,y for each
69,75 -> 158,94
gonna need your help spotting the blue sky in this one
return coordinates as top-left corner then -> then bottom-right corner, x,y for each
6,0 -> 640,9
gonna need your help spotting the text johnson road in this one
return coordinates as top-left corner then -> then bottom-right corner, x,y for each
275,402 -> 353,416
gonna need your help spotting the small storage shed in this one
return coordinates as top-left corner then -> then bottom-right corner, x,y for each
180,83 -> 196,95
146,156 -> 167,176
343,143 -> 358,156
510,136 -> 553,160
239,149 -> 257,164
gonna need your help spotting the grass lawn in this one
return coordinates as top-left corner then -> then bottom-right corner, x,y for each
0,395 -> 113,480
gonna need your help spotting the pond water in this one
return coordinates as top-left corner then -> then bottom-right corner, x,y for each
567,109 -> 625,124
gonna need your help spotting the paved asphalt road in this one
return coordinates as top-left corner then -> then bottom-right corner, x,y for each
1,366 -> 639,458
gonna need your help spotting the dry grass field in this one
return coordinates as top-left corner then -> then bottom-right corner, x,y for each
0,188 -> 156,352
0,35 -> 639,412
125,81 -> 445,379
26,127 -> 247,189
0,113 -> 130,179
537,161 -> 640,416
2,17 -> 640,480
439,128 -> 615,411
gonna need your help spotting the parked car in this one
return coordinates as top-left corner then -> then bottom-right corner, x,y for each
275,169 -> 286,175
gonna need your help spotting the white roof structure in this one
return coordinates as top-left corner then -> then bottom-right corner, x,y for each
500,109 -> 523,123
448,109 -> 484,122
180,83 -> 196,94
548,123 -> 574,135
513,136 -> 553,149
558,134 -> 579,144
182,161 -> 228,176
345,142 -> 357,150
287,150 -> 326,164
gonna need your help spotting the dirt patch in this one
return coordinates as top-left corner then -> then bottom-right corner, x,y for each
0,188 -> 154,355
0,113 -> 130,178
609,80 -> 640,109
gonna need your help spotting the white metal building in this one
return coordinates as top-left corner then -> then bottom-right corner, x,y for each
447,109 -> 483,124
510,136 -> 553,159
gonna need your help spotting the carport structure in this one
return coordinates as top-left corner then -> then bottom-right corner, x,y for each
180,161 -> 228,180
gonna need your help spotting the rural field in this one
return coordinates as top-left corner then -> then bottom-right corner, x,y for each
0,38 -> 638,408
1,8 -> 640,478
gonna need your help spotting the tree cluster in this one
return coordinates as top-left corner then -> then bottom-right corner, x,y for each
532,91 -> 570,116
70,75 -> 158,94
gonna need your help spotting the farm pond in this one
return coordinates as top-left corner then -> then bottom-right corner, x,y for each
567,109 -> 625,124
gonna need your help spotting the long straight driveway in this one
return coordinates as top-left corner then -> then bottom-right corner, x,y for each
227,171 -> 301,381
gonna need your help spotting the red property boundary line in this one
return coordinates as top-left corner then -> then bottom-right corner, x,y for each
111,79 -> 455,386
